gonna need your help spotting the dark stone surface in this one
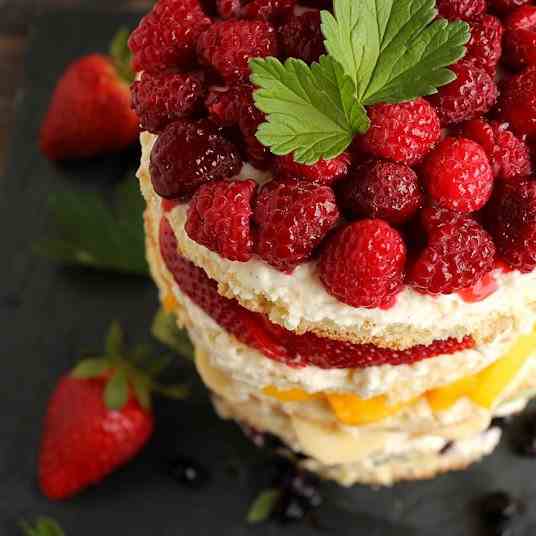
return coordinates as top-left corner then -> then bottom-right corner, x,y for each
1,10 -> 536,536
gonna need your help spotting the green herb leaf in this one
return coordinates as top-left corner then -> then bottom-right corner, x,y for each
110,27 -> 135,84
151,309 -> 194,361
104,368 -> 129,410
71,358 -> 110,379
35,175 -> 149,276
20,517 -> 65,536
246,488 -> 281,524
106,321 -> 125,357
250,56 -> 369,164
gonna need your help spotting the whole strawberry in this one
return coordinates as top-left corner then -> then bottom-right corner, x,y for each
39,323 -> 188,500
40,31 -> 138,161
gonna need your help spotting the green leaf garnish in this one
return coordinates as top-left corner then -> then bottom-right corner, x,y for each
246,488 -> 281,524
250,0 -> 469,164
110,27 -> 135,85
20,517 -> 65,536
151,308 -> 195,361
35,175 -> 149,276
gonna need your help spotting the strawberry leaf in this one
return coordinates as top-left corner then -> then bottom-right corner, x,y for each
151,309 -> 194,361
110,27 -> 135,84
20,517 -> 65,536
104,368 -> 129,410
131,374 -> 152,410
71,358 -> 109,379
106,321 -> 125,358
246,488 -> 281,524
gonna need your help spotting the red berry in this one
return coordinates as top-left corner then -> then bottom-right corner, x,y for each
131,71 -> 206,134
437,0 -> 487,20
420,206 -> 471,234
216,0 -> 241,17
503,6 -> 536,71
496,65 -> 536,140
422,137 -> 494,213
278,11 -> 326,63
460,118 -> 532,181
338,160 -> 424,225
273,152 -> 351,186
197,20 -> 278,83
217,0 -> 295,21
185,179 -> 257,262
128,0 -> 211,73
465,15 -> 503,75
357,98 -> 441,165
150,120 -> 242,199
408,218 -> 496,295
485,181 -> 536,272
319,220 -> 407,309
206,85 -> 244,126
488,0 -> 529,14
254,178 -> 339,272
427,61 -> 497,126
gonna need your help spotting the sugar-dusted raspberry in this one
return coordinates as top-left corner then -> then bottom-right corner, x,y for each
128,0 -> 211,73
488,0 -> 529,14
254,178 -> 339,272
273,152 -> 351,186
496,65 -> 536,140
337,160 -> 423,225
408,218 -> 496,295
437,0 -> 486,20
357,98 -> 441,165
197,20 -> 278,83
319,220 -> 407,309
460,118 -> 532,181
150,120 -> 242,199
503,6 -> 536,70
485,181 -> 536,272
185,179 -> 257,262
465,15 -> 503,75
420,206 -> 471,234
427,61 -> 497,126
278,11 -> 326,64
131,71 -> 205,134
422,137 -> 494,213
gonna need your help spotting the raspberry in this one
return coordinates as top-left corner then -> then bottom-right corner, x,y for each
254,178 -> 339,272
273,152 -> 351,186
131,71 -> 205,134
319,220 -> 407,309
278,11 -> 326,64
496,65 -> 536,140
488,0 -> 529,14
422,137 -> 494,213
465,15 -> 503,75
217,0 -> 295,21
427,61 -> 497,125
197,20 -> 278,83
408,219 -> 496,295
357,98 -> 441,165
460,118 -> 532,181
420,206 -> 471,234
485,181 -> 536,272
150,120 -> 242,199
206,86 -> 243,126
503,6 -> 536,70
128,0 -> 211,73
437,0 -> 486,20
338,161 -> 423,225
185,179 -> 257,262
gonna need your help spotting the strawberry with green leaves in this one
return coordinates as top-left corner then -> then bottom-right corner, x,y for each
38,322 -> 188,500
39,29 -> 139,161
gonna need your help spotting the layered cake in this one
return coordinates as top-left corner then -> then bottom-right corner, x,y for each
130,0 -> 536,485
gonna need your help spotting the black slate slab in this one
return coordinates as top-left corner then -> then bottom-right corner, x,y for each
1,10 -> 536,536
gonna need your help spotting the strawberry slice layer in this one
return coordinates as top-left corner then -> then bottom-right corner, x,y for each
159,217 -> 475,369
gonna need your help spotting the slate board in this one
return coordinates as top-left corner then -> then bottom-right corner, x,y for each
2,10 -> 536,536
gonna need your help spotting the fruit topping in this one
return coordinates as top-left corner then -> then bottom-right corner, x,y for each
278,11 -> 326,64
503,5 -> 536,70
437,0 -> 487,20
465,14 -> 503,75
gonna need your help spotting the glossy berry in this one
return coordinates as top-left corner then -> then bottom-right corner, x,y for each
338,160 -> 423,225
242,0 -> 296,22
357,98 -> 441,165
197,20 -> 278,83
485,181 -> 536,272
408,218 -> 496,295
420,206 -> 471,235
319,220 -> 407,309
254,178 -> 339,272
278,11 -> 326,63
131,71 -> 205,133
273,152 -> 351,186
460,118 -> 532,181
465,15 -> 503,75
496,65 -> 536,140
437,0 -> 486,20
488,0 -> 529,14
422,137 -> 493,213
150,120 -> 242,199
427,61 -> 497,125
128,0 -> 211,73
185,179 -> 257,262
503,5 -> 536,70
168,456 -> 210,489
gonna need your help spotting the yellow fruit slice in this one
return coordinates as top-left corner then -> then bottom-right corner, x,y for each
262,386 -> 321,402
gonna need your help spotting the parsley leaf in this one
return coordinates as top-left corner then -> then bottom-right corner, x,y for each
250,56 -> 368,165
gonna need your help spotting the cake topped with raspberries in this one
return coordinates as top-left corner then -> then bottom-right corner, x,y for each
131,0 -> 536,485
